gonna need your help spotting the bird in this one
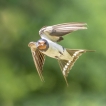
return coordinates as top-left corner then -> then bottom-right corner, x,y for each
28,22 -> 94,86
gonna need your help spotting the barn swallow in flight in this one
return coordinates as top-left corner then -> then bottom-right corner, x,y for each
28,22 -> 94,86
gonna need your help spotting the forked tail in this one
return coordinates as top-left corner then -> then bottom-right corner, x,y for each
58,49 -> 95,86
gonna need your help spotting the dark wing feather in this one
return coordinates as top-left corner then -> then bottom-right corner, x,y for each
51,22 -> 87,36
39,22 -> 87,42
29,42 -> 46,82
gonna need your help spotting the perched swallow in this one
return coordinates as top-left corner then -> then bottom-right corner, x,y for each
28,22 -> 94,86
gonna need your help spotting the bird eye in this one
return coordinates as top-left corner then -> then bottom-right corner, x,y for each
38,42 -> 41,45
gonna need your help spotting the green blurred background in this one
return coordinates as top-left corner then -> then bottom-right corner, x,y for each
0,0 -> 106,106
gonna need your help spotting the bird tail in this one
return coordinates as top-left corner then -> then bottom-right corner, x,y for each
58,49 -> 95,86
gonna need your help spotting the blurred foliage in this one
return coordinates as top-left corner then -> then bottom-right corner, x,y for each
0,0 -> 106,106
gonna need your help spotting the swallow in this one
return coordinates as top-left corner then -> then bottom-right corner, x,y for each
28,22 -> 94,86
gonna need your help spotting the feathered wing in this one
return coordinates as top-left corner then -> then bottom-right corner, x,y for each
58,49 -> 94,86
28,42 -> 46,82
39,22 -> 87,42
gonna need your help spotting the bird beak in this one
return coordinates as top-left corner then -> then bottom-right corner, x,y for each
36,41 -> 45,48
40,43 -> 44,46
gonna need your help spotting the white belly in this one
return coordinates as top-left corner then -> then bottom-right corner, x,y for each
41,40 -> 73,60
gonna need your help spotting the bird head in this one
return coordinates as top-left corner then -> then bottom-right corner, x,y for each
36,39 -> 49,51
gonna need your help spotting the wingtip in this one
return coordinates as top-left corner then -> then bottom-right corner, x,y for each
78,22 -> 88,29
81,27 -> 87,30
74,22 -> 88,30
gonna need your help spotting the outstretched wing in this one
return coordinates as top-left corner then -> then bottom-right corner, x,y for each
39,22 -> 87,42
58,49 -> 94,86
28,42 -> 46,82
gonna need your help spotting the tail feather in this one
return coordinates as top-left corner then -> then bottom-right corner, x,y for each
58,49 -> 95,86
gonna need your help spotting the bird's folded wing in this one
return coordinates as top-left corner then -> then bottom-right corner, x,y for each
39,22 -> 87,42
29,42 -> 46,82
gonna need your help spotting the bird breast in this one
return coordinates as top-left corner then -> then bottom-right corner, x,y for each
41,40 -> 72,60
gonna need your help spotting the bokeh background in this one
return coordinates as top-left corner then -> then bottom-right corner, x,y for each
0,0 -> 106,106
